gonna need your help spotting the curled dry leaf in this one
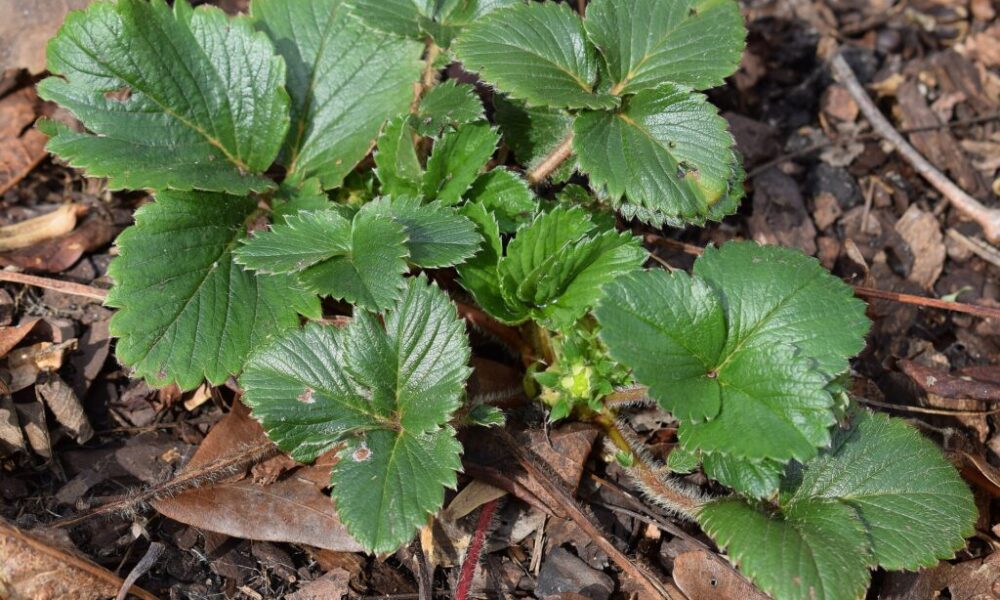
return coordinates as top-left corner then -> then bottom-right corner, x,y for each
0,209 -> 116,273
673,550 -> 771,600
0,204 -> 82,252
0,87 -> 49,195
0,518 -> 155,600
900,359 -> 1000,402
152,402 -> 363,552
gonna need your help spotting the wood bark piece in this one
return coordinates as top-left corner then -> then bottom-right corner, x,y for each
830,52 -> 1000,243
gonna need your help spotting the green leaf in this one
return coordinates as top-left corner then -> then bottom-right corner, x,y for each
345,0 -> 518,42
240,276 -> 471,553
702,453 -> 784,499
414,80 -> 485,138
37,0 -> 288,194
574,84 -> 741,225
462,206 -> 645,328
374,116 -> 424,198
583,0 -> 746,95
699,498 -> 871,600
493,97 -> 576,183
272,179 -> 333,223
465,168 -> 537,233
362,196 -> 481,268
596,242 -> 870,462
454,2 -> 617,109
791,411 -> 976,570
253,0 -> 422,189
422,122 -> 500,205
235,208 -> 409,312
106,192 -> 306,391
456,203 -> 527,323
693,241 -> 870,376
697,411 -> 976,600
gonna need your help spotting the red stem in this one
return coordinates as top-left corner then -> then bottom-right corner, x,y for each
454,498 -> 500,600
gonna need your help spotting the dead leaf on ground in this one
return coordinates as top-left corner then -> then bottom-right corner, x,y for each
894,205 -> 945,290
0,87 -> 48,195
881,552 -> 1000,600
286,568 -> 350,600
0,204 -> 82,251
0,396 -> 25,455
35,372 -> 93,444
0,0 -> 96,74
0,318 -> 40,359
673,550 -> 771,600
749,168 -> 817,256
0,210 -> 117,273
0,517 -> 156,600
900,359 -> 1000,402
152,401 -> 363,552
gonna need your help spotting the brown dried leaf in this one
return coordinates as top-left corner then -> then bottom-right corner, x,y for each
894,205 -> 945,290
0,396 -> 25,455
286,569 -> 350,600
0,518 -> 156,600
900,359 -> 1000,402
673,550 -> 771,600
0,204 -> 81,251
0,210 -> 117,273
0,0 -> 95,73
0,318 -> 40,359
35,373 -> 93,444
152,402 -> 363,552
881,553 -> 1000,600
0,87 -> 48,195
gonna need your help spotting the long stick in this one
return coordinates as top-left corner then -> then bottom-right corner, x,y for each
829,51 -> 1000,242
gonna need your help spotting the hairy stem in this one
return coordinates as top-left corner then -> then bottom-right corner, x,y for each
526,132 -> 574,185
454,498 -> 499,600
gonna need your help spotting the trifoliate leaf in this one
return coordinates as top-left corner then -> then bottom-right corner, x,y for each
240,276 -> 471,553
791,411 -> 976,570
235,208 -> 409,312
456,203 -> 527,323
422,123 -> 500,205
465,168 -> 537,233
698,411 -> 976,600
362,196 -> 480,268
454,2 -> 617,109
574,84 -> 739,225
462,206 -> 645,328
699,498 -> 871,600
597,242 -> 870,462
37,0 -> 288,194
493,97 -> 576,183
693,241 -> 870,376
702,453 -> 784,499
583,0 -> 746,95
253,0 -> 422,189
106,192 -> 306,391
414,81 -> 485,138
374,116 -> 423,198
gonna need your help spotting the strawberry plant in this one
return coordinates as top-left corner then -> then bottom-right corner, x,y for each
37,0 -> 975,597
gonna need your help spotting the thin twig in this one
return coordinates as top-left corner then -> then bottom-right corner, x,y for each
116,542 -> 164,600
946,229 -> 1000,269
526,133 -> 574,185
0,270 -> 108,301
497,429 -> 680,600
857,397 -> 1000,416
854,285 -> 1000,320
830,51 -> 1000,242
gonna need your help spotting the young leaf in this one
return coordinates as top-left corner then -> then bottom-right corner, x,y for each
362,196 -> 481,268
699,497 -> 872,600
271,179 -> 332,223
574,84 -> 740,225
465,168 -> 537,233
493,97 -> 577,183
240,276 -> 471,553
461,206 -> 646,328
698,411 -> 976,600
414,80 -> 485,138
701,453 -> 784,499
456,204 -> 528,323
422,122 -> 500,205
454,2 -> 617,110
235,208 -> 409,312
253,0 -> 422,189
37,0 -> 288,194
374,116 -> 424,198
106,192 -> 309,391
584,0 -> 746,95
345,0 -> 517,43
596,242 -> 869,462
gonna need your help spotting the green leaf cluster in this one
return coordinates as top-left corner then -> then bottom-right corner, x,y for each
454,0 -> 747,225
458,205 -> 646,329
